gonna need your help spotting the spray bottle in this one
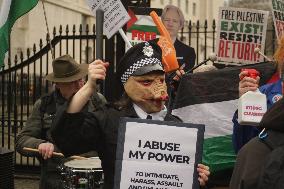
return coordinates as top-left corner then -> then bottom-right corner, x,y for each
238,69 -> 267,125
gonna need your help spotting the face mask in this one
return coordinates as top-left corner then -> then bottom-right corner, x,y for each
124,72 -> 168,114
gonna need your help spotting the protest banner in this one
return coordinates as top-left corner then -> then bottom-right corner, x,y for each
86,0 -> 130,39
114,118 -> 204,189
272,0 -> 284,39
215,7 -> 269,65
126,7 -> 162,46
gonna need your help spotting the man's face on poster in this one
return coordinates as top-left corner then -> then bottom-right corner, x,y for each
124,72 -> 168,114
162,8 -> 182,38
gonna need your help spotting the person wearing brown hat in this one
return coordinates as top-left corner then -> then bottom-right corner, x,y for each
51,42 -> 210,189
16,54 -> 106,189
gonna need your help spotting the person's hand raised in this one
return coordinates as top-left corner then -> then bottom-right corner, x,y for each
173,68 -> 185,81
173,64 -> 186,81
87,60 -> 109,88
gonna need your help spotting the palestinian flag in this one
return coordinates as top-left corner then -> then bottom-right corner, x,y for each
127,8 -> 138,30
172,62 -> 277,173
126,9 -> 160,46
0,0 -> 38,67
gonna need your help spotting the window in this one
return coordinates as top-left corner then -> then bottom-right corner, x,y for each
193,2 -> 196,16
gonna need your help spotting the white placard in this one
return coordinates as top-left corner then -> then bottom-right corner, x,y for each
215,7 -> 269,65
86,0 -> 130,39
272,0 -> 284,39
114,118 -> 204,189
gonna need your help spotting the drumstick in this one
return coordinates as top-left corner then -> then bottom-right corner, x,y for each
23,147 -> 87,160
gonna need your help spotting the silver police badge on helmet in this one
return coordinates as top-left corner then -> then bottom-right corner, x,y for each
143,42 -> 154,57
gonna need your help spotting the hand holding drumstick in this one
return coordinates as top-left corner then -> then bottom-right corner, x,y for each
23,147 -> 86,160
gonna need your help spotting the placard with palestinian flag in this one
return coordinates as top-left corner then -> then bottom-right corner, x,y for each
272,0 -> 284,39
172,62 -> 277,174
215,7 -> 269,65
126,7 -> 162,47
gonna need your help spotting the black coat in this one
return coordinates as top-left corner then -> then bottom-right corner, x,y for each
150,38 -> 196,72
229,98 -> 284,189
174,39 -> 196,72
166,40 -> 196,106
51,103 -> 181,189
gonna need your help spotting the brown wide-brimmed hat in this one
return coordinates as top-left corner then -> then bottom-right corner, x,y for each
45,54 -> 88,82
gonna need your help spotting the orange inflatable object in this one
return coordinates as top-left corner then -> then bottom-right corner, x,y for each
150,11 -> 179,73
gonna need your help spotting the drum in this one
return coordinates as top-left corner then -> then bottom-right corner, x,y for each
61,157 -> 103,189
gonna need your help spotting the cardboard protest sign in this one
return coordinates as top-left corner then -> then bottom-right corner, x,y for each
86,0 -> 130,39
114,118 -> 204,189
215,7 -> 269,65
272,0 -> 284,39
126,7 -> 162,46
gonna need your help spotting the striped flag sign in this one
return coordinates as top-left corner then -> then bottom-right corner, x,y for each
172,62 -> 277,174
0,0 -> 38,67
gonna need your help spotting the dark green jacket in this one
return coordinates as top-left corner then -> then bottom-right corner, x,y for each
16,90 -> 106,189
